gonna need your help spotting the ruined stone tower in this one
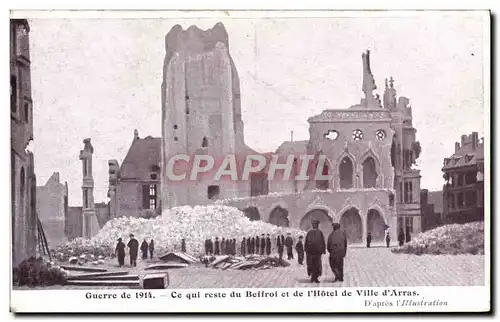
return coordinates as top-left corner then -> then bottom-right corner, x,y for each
161,23 -> 246,209
79,138 -> 99,238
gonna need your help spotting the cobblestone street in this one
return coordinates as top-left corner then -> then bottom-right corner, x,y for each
16,247 -> 485,290
165,247 -> 484,289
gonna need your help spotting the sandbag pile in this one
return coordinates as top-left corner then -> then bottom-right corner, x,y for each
56,205 -> 305,258
13,256 -> 68,287
205,255 -> 291,270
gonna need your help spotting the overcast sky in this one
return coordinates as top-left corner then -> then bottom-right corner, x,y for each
27,13 -> 487,206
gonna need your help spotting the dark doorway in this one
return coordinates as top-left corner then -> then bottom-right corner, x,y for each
366,209 -> 386,241
340,207 -> 363,244
242,207 -> 261,221
268,206 -> 289,227
300,209 -> 333,237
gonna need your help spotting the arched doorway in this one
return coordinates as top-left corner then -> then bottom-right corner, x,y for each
340,207 -> 362,244
300,209 -> 333,237
367,209 -> 386,242
268,206 -> 289,227
362,157 -> 378,188
242,207 -> 261,221
339,157 -> 354,189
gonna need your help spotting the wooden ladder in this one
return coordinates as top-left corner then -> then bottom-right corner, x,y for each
36,214 -> 51,261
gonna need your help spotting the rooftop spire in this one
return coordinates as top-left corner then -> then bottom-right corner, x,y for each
383,76 -> 397,109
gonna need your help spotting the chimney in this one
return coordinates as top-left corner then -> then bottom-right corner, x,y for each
455,142 -> 460,153
461,134 -> 468,147
134,129 -> 139,140
472,132 -> 478,150
420,189 -> 429,205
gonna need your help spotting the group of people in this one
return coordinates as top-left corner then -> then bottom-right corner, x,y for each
365,227 -> 412,248
204,237 -> 239,256
304,220 -> 347,283
115,234 -> 155,268
203,233 -> 306,265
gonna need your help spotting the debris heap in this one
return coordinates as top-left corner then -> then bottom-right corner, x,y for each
55,205 -> 305,259
204,255 -> 291,270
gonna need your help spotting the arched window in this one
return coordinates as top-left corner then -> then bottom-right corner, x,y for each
362,157 -> 378,188
339,156 -> 354,189
202,136 -> 209,148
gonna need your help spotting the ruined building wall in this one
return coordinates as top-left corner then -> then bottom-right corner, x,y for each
11,19 -> 37,266
36,172 -> 68,247
161,23 -> 247,210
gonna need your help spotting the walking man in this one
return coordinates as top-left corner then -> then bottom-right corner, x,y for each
127,234 -> 139,267
305,219 -> 326,283
327,223 -> 348,282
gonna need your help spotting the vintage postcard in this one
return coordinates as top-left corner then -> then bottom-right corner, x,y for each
9,10 -> 490,313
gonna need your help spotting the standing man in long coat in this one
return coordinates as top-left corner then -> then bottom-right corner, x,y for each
140,239 -> 149,260
327,223 -> 348,282
127,234 -> 139,267
398,228 -> 405,246
405,226 -> 412,243
115,238 -> 126,267
277,235 -> 284,259
265,234 -> 272,256
214,237 -> 220,255
285,233 -> 294,260
149,239 -> 155,259
241,237 -> 247,256
221,238 -> 226,255
305,220 -> 326,283
260,234 -> 266,255
207,238 -> 213,255
295,236 -> 305,265
204,239 -> 210,255
246,237 -> 251,255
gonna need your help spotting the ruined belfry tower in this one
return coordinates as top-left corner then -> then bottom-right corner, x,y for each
79,138 -> 99,238
161,23 -> 246,209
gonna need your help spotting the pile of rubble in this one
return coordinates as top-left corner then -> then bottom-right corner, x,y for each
56,205 -> 305,257
66,254 -> 108,266
203,255 -> 291,270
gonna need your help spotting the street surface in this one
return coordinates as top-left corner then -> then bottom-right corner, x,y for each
15,247 -> 484,290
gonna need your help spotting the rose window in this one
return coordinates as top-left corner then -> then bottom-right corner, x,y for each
352,129 -> 364,141
376,129 -> 386,140
324,130 -> 339,140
